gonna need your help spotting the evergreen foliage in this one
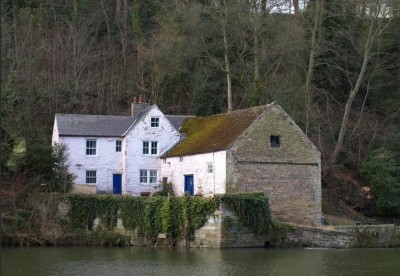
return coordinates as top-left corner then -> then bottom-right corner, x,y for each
67,193 -> 273,244
361,148 -> 400,217
222,193 -> 272,235
67,194 -> 220,244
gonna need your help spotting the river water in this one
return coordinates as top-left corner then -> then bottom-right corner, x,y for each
3,247 -> 400,275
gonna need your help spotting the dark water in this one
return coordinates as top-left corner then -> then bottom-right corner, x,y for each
2,247 -> 400,276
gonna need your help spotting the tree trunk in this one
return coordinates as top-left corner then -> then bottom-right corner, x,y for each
304,0 -> 323,135
293,0 -> 300,15
329,45 -> 371,166
329,15 -> 381,166
222,0 -> 232,113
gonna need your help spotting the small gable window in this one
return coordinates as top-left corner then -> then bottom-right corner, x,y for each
180,156 -> 183,162
116,140 -> 122,152
270,135 -> 281,148
151,117 -> 159,127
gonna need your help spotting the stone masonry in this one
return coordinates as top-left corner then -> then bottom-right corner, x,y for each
226,105 -> 321,226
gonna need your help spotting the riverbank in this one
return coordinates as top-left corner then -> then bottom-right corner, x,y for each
3,207 -> 400,249
2,193 -> 400,248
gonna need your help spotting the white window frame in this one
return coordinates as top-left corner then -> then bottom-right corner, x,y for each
143,141 -> 149,154
179,156 -> 184,162
151,117 -> 160,128
143,141 -> 158,155
151,141 -> 158,155
116,140 -> 122,152
86,139 -> 97,156
140,169 -> 158,184
207,162 -> 213,173
140,170 -> 148,183
86,170 -> 97,184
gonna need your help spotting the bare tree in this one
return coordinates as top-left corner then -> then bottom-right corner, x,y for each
329,0 -> 398,167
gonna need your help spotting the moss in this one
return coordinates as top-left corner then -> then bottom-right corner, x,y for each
165,105 -> 270,157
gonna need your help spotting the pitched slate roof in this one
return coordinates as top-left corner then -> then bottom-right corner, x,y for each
166,115 -> 194,130
56,114 -> 136,137
56,106 -> 191,137
164,104 -> 272,158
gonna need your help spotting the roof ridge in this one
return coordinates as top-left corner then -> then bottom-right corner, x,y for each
56,113 -> 132,118
166,114 -> 195,117
192,103 -> 272,119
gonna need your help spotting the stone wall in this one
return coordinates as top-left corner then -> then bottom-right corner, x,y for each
226,105 -> 321,226
83,200 -> 400,248
72,184 -> 96,194
104,204 -> 267,248
275,225 -> 400,248
189,205 -> 267,248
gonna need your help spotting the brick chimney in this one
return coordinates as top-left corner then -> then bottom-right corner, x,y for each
131,95 -> 150,117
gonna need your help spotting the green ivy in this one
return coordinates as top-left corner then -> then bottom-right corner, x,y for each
221,193 -> 272,235
67,194 -> 97,229
67,193 -> 272,244
120,197 -> 145,232
67,194 -> 220,244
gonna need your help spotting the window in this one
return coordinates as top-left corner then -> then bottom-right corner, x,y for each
179,156 -> 183,162
116,140 -> 122,152
140,170 -> 148,183
270,135 -> 281,148
86,170 -> 96,184
151,117 -> 159,127
143,141 -> 158,155
140,170 -> 158,184
149,170 -> 157,183
151,141 -> 158,155
86,139 -> 96,155
207,162 -> 213,173
143,141 -> 149,154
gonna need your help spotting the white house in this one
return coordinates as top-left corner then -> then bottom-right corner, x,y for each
53,101 -> 322,225
52,98 -> 187,195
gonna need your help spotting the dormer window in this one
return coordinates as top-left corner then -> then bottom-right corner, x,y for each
270,135 -> 281,148
151,117 -> 159,127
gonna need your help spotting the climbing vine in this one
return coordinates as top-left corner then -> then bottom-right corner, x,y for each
221,193 -> 272,235
67,194 -> 219,244
67,193 -> 272,244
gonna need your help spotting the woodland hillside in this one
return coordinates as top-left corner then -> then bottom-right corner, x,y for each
1,0 -> 400,222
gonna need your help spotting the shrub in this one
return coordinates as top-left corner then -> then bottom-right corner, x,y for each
360,148 -> 400,217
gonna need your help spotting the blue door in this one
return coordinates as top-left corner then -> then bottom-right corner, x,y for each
184,175 -> 194,196
113,174 -> 122,194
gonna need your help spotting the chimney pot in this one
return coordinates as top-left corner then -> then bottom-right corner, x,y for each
139,95 -> 143,103
134,96 -> 137,103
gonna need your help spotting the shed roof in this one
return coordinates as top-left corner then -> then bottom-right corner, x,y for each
164,104 -> 272,157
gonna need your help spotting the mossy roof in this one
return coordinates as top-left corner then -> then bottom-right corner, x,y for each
164,104 -> 272,157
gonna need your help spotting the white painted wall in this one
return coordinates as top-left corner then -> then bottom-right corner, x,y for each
60,136 -> 124,193
162,151 -> 227,197
124,106 -> 181,195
